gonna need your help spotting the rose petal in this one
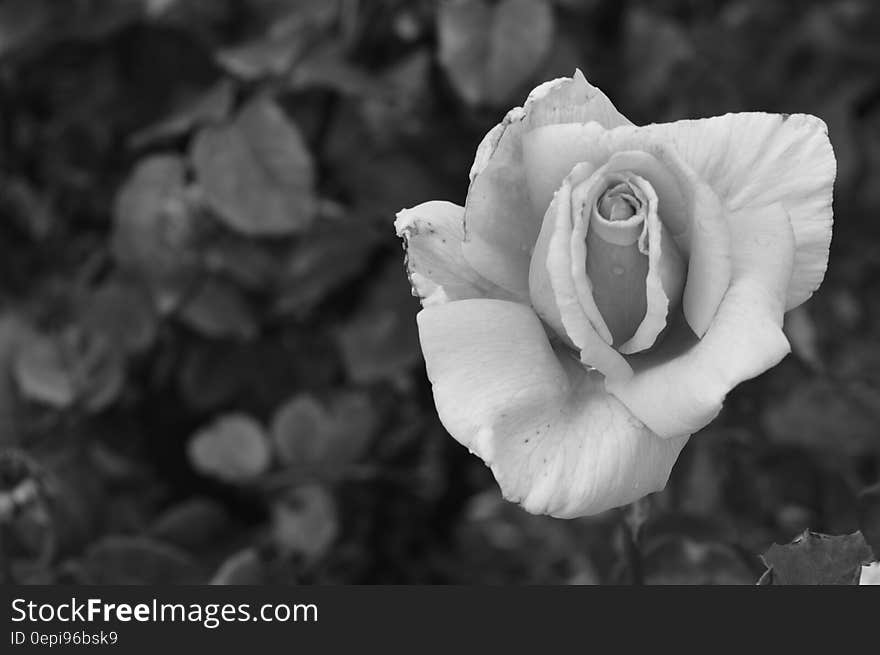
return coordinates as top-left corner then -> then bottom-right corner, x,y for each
680,180 -> 732,336
529,165 -> 633,381
523,123 -> 732,335
462,71 -> 632,299
417,298 -> 688,517
395,201 -> 514,306
618,182 -> 686,354
648,113 -> 835,309
523,69 -> 632,132
606,203 -> 795,439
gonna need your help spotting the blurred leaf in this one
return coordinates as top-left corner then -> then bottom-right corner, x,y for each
0,315 -> 33,445
273,215 -> 378,317
178,336 -> 330,412
177,342 -> 247,411
0,176 -> 55,240
270,391 -> 376,473
361,50 -> 432,143
129,78 -> 235,147
15,327 -> 128,413
13,333 -> 76,409
454,489 -> 596,584
80,277 -> 158,355
858,483 -> 880,559
112,155 -> 204,310
270,484 -> 338,561
65,329 -> 126,412
336,259 -> 421,385
216,32 -> 310,80
288,41 -> 377,96
0,0 -> 143,59
188,413 -> 272,483
202,236 -> 280,290
147,497 -> 232,550
191,96 -> 316,236
762,378 -> 880,456
437,0 -> 555,106
177,277 -> 259,340
760,530 -> 873,585
211,547 -> 265,585
214,0 -> 335,79
642,535 -> 754,585
623,8 -> 694,114
78,535 -> 202,585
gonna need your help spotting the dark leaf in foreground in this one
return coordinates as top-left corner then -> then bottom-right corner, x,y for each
760,530 -> 874,585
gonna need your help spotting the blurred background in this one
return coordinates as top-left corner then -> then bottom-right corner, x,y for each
0,0 -> 879,585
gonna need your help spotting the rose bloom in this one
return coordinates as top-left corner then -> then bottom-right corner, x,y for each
396,71 -> 835,518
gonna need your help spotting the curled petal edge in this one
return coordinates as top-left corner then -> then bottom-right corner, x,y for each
606,202 -> 795,439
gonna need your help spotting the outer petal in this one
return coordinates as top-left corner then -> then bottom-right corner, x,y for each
607,203 -> 795,439
648,113 -> 836,309
395,201 -> 514,306
462,71 -> 632,299
417,298 -> 687,518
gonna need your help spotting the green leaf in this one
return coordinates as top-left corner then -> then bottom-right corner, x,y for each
437,0 -> 555,106
760,530 -> 874,585
188,413 -> 272,483
191,96 -> 316,236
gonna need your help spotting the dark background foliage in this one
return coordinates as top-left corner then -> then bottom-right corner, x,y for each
0,0 -> 878,585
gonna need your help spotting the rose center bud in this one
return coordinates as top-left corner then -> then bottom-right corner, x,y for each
585,180 -> 651,348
